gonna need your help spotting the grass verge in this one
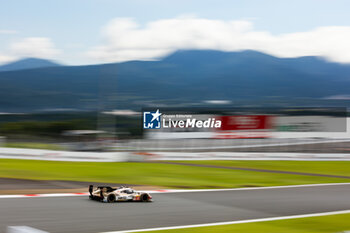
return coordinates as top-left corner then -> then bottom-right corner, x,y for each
0,159 -> 349,189
144,213 -> 350,233
177,160 -> 350,177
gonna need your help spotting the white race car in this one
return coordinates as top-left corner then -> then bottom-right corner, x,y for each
88,185 -> 152,203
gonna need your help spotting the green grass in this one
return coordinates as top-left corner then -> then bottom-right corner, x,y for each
4,142 -> 63,150
145,213 -> 350,233
0,159 -> 349,188
178,160 -> 350,177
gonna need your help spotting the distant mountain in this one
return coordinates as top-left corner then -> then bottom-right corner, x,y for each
0,58 -> 60,72
0,50 -> 350,111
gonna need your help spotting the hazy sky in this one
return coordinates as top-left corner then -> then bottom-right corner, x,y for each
0,0 -> 349,65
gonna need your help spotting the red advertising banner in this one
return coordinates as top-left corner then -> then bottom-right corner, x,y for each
218,115 -> 273,131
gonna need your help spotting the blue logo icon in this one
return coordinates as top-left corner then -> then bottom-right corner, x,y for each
143,109 -> 162,129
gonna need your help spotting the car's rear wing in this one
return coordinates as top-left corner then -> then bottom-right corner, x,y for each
89,185 -> 93,196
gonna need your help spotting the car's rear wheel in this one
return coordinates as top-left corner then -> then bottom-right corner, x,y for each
107,194 -> 116,203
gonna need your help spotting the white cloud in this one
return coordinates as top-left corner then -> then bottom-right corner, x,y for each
88,16 -> 350,63
0,30 -> 18,34
10,37 -> 60,59
0,54 -> 15,64
0,37 -> 61,65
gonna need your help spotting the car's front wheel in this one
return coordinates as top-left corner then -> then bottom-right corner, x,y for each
140,194 -> 150,202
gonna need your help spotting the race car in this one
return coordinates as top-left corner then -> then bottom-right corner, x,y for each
88,185 -> 152,203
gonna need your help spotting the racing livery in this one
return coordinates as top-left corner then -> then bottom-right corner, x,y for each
88,185 -> 152,203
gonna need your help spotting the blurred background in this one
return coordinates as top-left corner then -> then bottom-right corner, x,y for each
1,1 -> 350,233
0,107 -> 349,153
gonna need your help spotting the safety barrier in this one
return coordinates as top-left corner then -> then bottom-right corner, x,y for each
1,147 -> 350,161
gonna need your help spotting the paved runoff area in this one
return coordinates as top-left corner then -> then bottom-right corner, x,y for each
1,183 -> 350,233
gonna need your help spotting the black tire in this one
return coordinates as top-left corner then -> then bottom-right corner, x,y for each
107,194 -> 116,203
140,194 -> 149,202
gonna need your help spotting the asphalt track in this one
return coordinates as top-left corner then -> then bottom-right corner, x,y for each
1,184 -> 350,233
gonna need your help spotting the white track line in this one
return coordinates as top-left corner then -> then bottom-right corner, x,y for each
100,209 -> 350,233
146,182 -> 350,193
0,182 -> 349,199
